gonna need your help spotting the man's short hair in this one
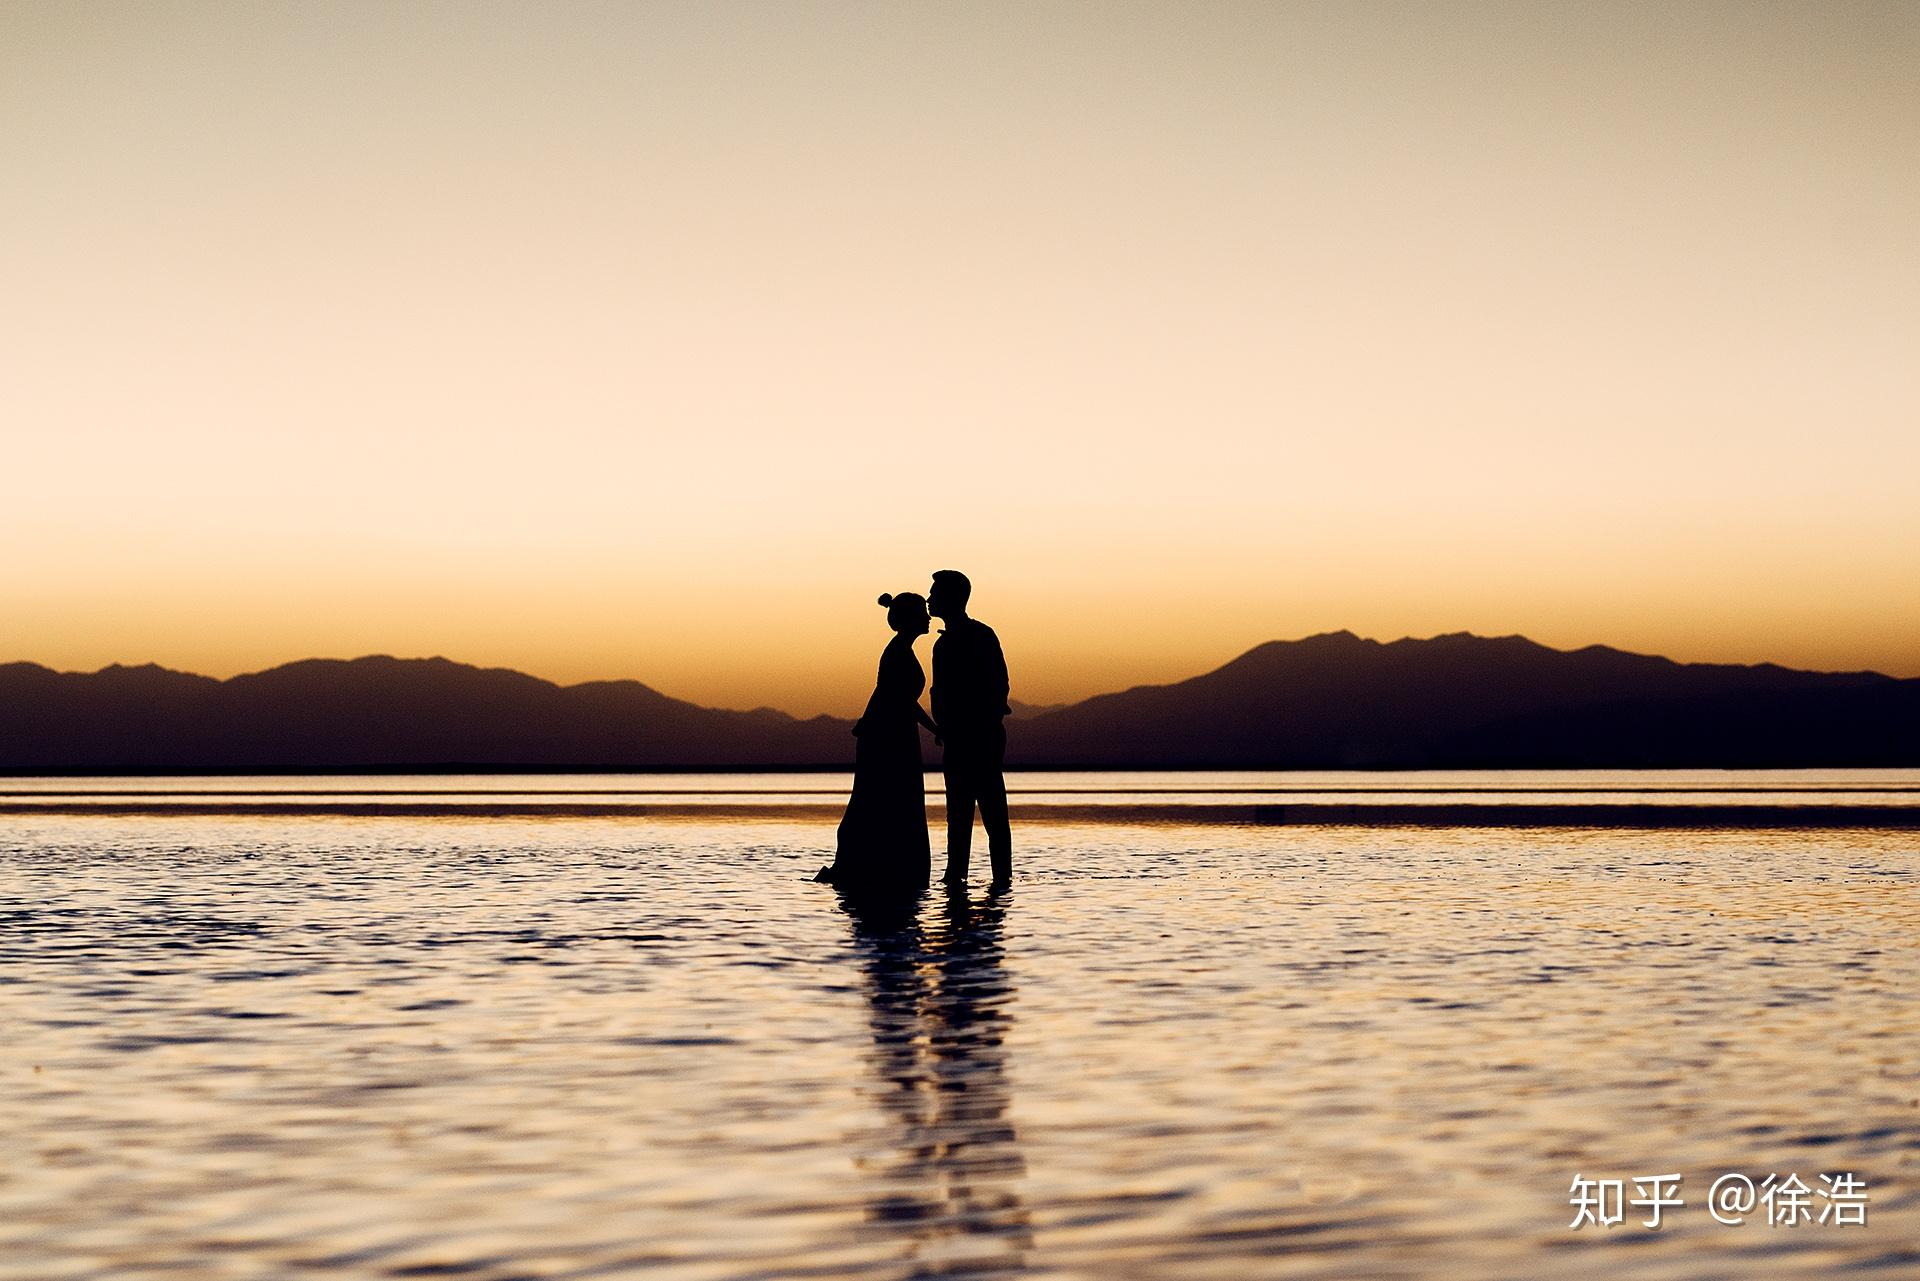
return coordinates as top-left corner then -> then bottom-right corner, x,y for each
931,569 -> 972,606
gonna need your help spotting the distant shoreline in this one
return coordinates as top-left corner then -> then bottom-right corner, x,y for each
8,799 -> 1920,828
9,635 -> 1920,772
7,762 -> 1920,778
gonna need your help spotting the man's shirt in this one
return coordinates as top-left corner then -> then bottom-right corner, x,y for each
931,618 -> 1010,734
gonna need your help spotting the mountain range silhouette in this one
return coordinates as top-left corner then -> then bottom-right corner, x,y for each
2,632 -> 1915,771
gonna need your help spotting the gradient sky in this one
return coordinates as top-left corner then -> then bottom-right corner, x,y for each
4,1 -> 1916,715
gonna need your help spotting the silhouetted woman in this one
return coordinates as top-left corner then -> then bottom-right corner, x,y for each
815,592 -> 937,898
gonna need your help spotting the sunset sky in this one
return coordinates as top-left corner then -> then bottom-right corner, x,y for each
4,2 -> 1916,715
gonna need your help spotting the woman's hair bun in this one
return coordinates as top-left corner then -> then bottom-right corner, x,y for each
877,593 -> 894,608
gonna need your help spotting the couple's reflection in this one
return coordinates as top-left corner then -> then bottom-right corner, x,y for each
843,885 -> 1031,1276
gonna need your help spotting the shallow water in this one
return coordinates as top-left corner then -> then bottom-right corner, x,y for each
2,812 -> 1916,1279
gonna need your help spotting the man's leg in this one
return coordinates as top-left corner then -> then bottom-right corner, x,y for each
980,725 -> 1011,884
979,771 -> 1011,885
943,748 -> 977,882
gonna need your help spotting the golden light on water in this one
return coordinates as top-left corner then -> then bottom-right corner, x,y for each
4,808 -> 1916,1274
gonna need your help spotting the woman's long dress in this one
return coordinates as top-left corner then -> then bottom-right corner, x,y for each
826,636 -> 931,898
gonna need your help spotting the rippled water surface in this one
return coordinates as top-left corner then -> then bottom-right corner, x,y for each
2,810 -> 1915,1279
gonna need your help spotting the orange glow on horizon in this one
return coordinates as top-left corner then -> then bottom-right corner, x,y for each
4,4 -> 1915,716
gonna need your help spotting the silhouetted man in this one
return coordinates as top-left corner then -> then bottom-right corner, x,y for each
928,569 -> 1011,888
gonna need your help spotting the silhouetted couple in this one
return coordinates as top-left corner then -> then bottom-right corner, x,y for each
815,569 -> 1011,900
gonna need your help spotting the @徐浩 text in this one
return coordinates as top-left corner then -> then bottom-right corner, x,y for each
1568,1172 -> 1869,1229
